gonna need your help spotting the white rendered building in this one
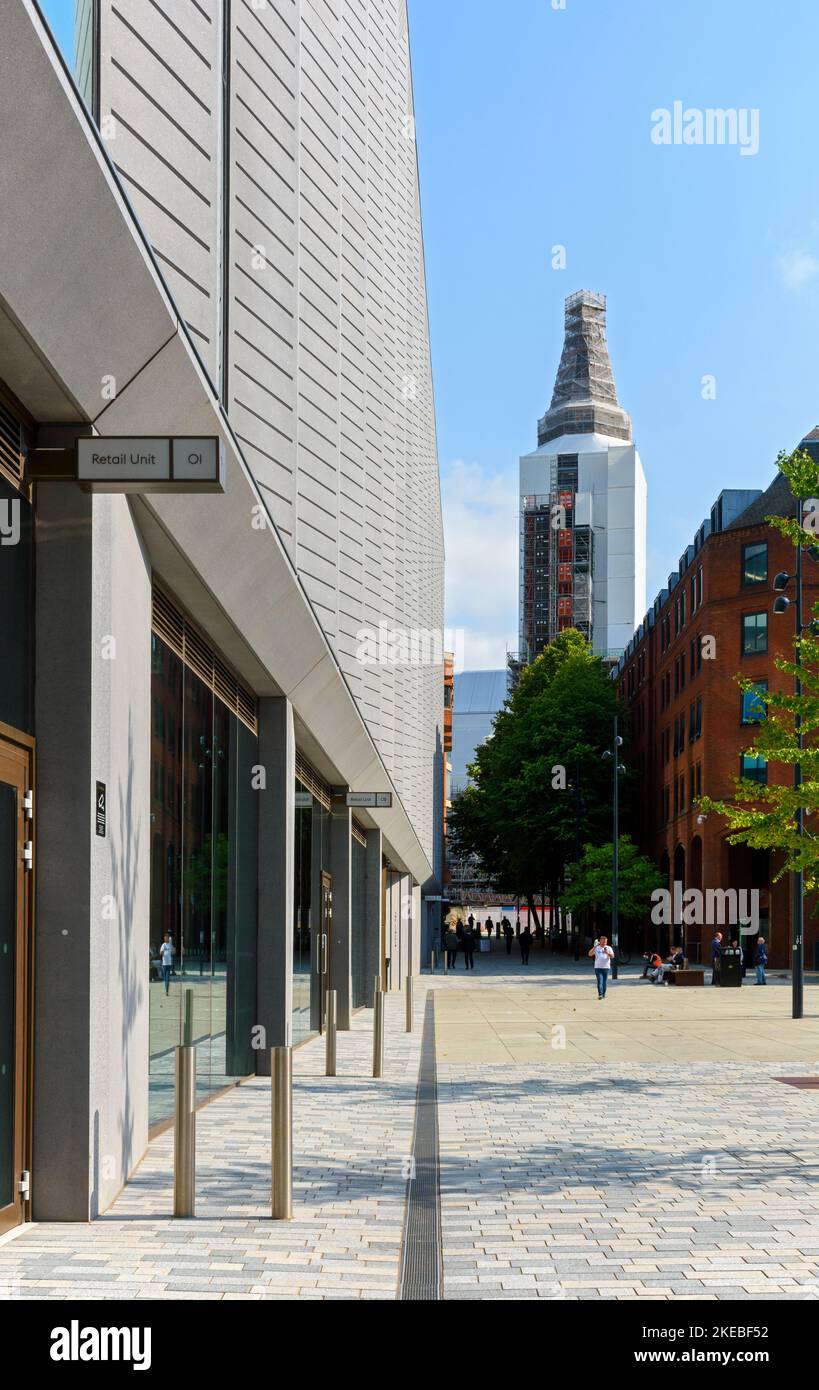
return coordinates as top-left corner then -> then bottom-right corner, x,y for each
519,291 -> 646,662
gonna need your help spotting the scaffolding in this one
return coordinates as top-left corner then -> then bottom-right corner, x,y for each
520,454 -> 593,662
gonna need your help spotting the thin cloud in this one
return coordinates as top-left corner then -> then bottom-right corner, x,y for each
442,458 -> 518,670
778,248 -> 819,291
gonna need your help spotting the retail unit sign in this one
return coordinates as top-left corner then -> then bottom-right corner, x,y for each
95,782 -> 106,838
346,792 -> 392,808
74,437 -> 225,493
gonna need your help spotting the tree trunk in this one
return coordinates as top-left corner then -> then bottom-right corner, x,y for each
526,891 -> 541,933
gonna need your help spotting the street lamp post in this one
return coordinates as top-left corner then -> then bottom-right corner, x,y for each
603,718 -> 625,980
773,532 -> 806,1020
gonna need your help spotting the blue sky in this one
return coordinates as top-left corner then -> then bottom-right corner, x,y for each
40,0 -> 819,667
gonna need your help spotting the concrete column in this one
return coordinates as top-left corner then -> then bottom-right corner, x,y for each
411,882 -> 422,974
256,697 -> 295,1066
330,805 -> 352,1027
34,488 -> 151,1219
364,828 -> 382,1005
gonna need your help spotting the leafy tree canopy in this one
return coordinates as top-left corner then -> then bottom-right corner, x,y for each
448,630 -> 622,901
560,836 -> 664,920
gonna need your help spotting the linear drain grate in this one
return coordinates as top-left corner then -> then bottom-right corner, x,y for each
398,993 -> 442,1300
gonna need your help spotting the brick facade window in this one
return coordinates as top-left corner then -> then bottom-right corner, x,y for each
741,754 -> 767,784
742,541 -> 768,586
741,680 -> 768,724
742,611 -> 768,655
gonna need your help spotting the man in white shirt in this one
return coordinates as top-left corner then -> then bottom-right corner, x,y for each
588,935 -> 614,999
160,934 -> 174,995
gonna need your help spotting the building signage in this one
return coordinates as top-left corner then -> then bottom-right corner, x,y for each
74,437 -> 225,493
95,782 -> 106,838
345,791 -> 393,808
294,791 -> 313,808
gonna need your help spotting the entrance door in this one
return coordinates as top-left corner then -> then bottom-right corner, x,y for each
317,871 -> 332,1032
0,735 -> 32,1235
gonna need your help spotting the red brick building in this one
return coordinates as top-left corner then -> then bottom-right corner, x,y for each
615,464 -> 819,969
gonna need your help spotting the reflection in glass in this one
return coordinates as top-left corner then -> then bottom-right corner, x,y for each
292,782 -> 330,1044
149,634 -> 258,1128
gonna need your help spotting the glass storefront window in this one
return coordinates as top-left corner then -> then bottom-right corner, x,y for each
292,780 -> 329,1045
149,633 -> 258,1128
351,835 -> 367,1008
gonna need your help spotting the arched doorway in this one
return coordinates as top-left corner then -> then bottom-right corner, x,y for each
688,835 -> 703,964
658,849 -> 671,954
673,843 -> 686,956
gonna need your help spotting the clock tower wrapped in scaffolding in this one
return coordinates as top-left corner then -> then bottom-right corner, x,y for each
519,291 -> 646,665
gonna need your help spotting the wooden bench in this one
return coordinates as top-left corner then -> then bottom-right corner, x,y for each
665,968 -> 704,986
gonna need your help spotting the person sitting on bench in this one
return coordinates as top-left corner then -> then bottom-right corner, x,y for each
644,951 -> 663,981
656,947 -> 685,983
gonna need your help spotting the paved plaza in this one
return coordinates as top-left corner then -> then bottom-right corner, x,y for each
2,952 -> 819,1300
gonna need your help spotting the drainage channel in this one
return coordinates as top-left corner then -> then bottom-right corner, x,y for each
398,992 -> 442,1300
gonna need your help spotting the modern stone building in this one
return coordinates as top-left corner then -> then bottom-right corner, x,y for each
519,291 -> 647,664
0,0 -> 443,1232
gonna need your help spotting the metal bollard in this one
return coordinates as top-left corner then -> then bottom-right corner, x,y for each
183,986 -> 194,1046
325,989 -> 337,1076
271,1045 -> 293,1220
373,981 -> 385,1078
444,947 -> 448,975
405,974 -> 413,1032
173,1043 -> 196,1218
430,949 -> 436,975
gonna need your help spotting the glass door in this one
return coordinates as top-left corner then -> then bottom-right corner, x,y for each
0,735 -> 31,1236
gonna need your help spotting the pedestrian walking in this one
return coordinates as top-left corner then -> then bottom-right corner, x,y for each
461,926 -> 476,970
445,926 -> 459,970
710,931 -> 723,985
467,913 -> 475,931
754,935 -> 768,985
485,915 -> 494,939
588,934 -> 614,998
160,933 -> 174,995
503,920 -> 514,955
519,925 -> 533,965
515,916 -> 521,936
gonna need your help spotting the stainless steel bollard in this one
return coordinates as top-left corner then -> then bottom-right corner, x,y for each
183,986 -> 194,1046
173,1044 -> 196,1218
430,949 -> 436,975
373,983 -> 385,1078
444,946 -> 448,975
405,974 -> 413,1032
271,1045 -> 293,1220
325,989 -> 337,1076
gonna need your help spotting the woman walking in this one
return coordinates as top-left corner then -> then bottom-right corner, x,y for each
461,925 -> 476,971
588,934 -> 614,999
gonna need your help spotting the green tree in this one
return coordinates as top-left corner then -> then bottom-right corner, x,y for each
700,448 -> 819,888
560,836 -> 663,924
448,629 -> 622,924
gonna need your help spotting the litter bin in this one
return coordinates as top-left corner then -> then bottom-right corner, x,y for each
717,949 -> 742,987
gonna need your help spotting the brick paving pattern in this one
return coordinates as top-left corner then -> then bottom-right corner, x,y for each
2,952 -> 819,1300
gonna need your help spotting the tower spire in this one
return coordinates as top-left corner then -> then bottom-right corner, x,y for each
538,290 -> 632,446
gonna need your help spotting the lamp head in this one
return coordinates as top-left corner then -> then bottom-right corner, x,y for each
773,595 -> 790,615
773,571 -> 790,592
